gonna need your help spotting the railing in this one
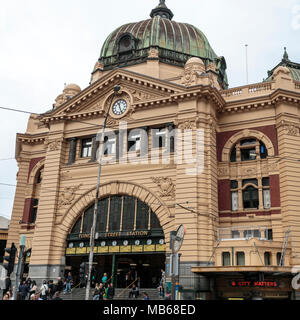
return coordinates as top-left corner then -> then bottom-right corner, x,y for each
71,282 -> 81,293
218,226 -> 271,241
115,278 -> 140,299
221,82 -> 274,99
295,81 -> 300,90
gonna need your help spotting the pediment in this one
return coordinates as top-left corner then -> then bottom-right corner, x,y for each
44,69 -> 183,120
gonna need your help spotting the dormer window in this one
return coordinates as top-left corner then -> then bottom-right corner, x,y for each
118,33 -> 137,56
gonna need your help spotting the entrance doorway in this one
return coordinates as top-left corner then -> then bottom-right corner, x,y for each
66,253 -> 165,288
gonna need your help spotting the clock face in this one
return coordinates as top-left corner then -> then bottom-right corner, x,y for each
112,99 -> 127,116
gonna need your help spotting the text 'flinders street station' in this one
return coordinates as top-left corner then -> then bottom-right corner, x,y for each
6,1 -> 300,300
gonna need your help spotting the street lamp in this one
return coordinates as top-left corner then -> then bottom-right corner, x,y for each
85,85 -> 121,300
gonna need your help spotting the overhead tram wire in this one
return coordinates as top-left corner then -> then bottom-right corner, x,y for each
0,182 -> 194,206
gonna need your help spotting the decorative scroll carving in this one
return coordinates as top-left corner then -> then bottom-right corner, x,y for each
217,167 -> 228,177
243,167 -> 258,176
58,184 -> 82,207
45,139 -> 63,152
128,88 -> 160,103
151,177 -> 175,200
178,120 -> 197,130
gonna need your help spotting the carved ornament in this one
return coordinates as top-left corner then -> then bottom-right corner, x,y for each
151,177 -> 175,200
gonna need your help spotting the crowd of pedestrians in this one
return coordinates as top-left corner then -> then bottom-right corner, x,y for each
1,275 -> 66,300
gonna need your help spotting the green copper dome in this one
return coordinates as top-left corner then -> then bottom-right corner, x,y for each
100,16 -> 218,62
97,2 -> 228,88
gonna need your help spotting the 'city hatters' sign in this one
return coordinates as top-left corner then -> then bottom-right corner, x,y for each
78,231 -> 150,239
230,281 -> 279,288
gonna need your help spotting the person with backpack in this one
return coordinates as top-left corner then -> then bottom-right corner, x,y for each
40,280 -> 49,300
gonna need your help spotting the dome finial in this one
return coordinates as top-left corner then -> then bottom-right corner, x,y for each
150,0 -> 174,20
282,47 -> 290,62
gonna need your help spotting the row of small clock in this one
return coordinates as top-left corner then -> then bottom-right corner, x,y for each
68,238 -> 165,249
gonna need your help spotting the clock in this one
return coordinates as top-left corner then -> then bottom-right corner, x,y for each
135,240 -> 140,246
112,99 -> 127,116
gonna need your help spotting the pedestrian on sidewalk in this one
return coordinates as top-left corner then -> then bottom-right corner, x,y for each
107,283 -> 115,300
64,272 -> 73,294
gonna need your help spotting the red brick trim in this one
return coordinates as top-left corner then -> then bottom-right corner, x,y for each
217,125 -> 278,162
27,157 -> 45,182
219,210 -> 281,218
218,179 -> 231,211
22,198 -> 34,224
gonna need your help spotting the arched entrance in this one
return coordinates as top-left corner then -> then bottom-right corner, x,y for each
65,195 -> 166,288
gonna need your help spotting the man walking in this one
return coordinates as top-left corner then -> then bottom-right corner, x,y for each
65,272 -> 73,294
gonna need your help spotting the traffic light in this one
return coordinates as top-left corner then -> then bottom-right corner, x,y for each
3,243 -> 17,276
79,262 -> 87,287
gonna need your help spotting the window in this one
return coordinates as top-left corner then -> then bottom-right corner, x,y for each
81,138 -> 92,158
230,146 -> 237,162
277,252 -> 282,266
36,168 -> 43,184
128,132 -> 141,152
243,229 -> 261,239
230,180 -> 239,211
243,186 -> 259,209
230,138 -> 268,162
103,136 -> 116,156
236,252 -> 245,266
70,196 -> 164,236
265,229 -> 273,240
71,218 -> 81,234
136,199 -> 149,230
96,197 -> 109,233
262,177 -> 271,209
152,128 -> 166,149
31,199 -> 39,224
122,196 -> 135,231
264,252 -> 271,266
222,252 -> 231,266
108,196 -> 122,231
231,230 -> 241,239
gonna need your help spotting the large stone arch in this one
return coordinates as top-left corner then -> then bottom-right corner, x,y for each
221,129 -> 275,162
53,180 -> 174,261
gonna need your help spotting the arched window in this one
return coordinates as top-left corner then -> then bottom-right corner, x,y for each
264,252 -> 271,266
243,186 -> 259,209
70,196 -> 163,235
230,138 -> 268,163
236,252 -> 245,266
222,252 -> 231,266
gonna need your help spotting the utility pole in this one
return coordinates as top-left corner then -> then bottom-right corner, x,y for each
85,85 -> 121,300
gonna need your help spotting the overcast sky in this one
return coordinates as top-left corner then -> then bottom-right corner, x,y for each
0,0 -> 299,220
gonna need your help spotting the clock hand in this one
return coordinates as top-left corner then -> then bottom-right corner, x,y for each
118,104 -> 122,114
